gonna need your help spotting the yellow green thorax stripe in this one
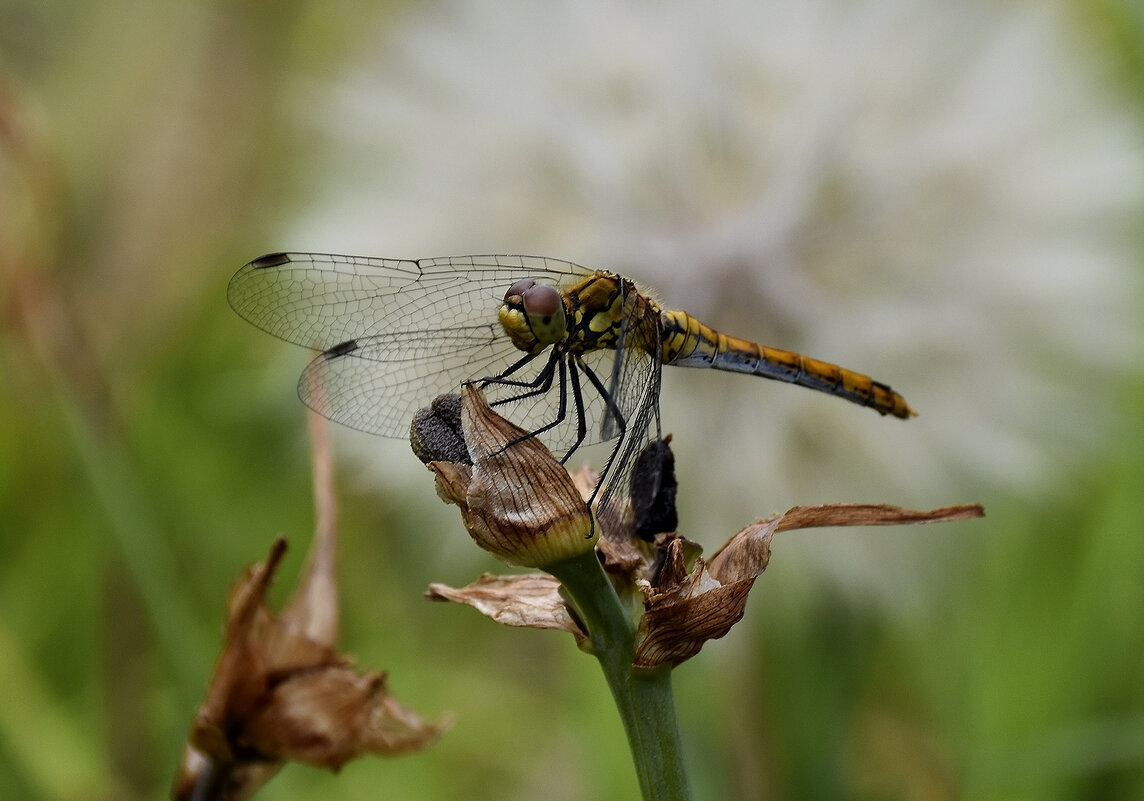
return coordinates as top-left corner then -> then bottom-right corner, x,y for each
564,271 -> 659,354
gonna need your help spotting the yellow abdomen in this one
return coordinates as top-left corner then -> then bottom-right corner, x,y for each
659,309 -> 915,419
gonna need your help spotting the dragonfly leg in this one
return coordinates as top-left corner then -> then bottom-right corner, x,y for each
479,350 -> 542,388
497,356 -> 570,452
575,357 -> 629,517
556,359 -> 590,464
578,358 -> 626,441
483,349 -> 560,405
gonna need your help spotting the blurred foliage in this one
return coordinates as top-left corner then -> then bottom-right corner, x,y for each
1,1 -> 1143,800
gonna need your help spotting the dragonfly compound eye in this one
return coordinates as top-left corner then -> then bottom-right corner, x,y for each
504,278 -> 536,301
521,283 -> 566,345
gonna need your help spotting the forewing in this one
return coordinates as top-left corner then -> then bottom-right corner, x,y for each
228,253 -> 590,349
229,253 -> 594,439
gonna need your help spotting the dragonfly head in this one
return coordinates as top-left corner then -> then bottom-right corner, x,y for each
499,278 -> 568,353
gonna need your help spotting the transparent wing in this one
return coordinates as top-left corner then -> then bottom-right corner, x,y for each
229,253 -> 591,349
231,251 -> 669,541
299,325 -> 509,438
591,289 -> 665,541
228,252 -> 599,440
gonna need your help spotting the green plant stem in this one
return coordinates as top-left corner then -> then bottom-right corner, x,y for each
547,552 -> 691,801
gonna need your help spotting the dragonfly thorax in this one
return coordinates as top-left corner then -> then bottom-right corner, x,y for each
498,278 -> 569,354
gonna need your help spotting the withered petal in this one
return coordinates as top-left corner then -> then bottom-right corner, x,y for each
427,573 -> 587,644
634,576 -> 754,668
706,518 -> 778,585
652,536 -> 698,590
428,460 -> 473,506
244,668 -> 449,770
634,504 -> 985,668
708,503 -> 985,583
595,534 -> 649,577
772,503 -> 985,532
630,539 -> 746,667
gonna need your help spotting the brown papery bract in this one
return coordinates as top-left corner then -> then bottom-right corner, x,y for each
422,385 -> 597,568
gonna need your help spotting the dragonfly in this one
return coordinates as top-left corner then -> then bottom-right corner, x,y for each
228,253 -> 915,540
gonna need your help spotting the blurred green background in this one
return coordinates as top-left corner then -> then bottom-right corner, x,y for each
3,0 -> 1143,799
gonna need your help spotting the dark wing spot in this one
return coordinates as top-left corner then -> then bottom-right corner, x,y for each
250,252 -> 292,269
324,339 -> 359,359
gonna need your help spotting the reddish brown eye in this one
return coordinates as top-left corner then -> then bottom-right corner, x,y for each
521,284 -> 561,318
504,278 -> 536,301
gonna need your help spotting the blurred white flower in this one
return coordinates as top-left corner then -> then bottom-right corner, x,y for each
291,0 -> 1143,544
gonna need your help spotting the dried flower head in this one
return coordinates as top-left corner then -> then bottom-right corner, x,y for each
413,385 -> 598,568
633,504 -> 984,668
174,412 -> 447,801
172,539 -> 449,801
421,389 -> 983,668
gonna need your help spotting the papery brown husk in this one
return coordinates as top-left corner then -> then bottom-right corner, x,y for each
419,388 -> 984,674
633,503 -> 985,668
175,407 -> 450,801
427,572 -> 588,647
174,539 -> 449,801
425,385 -> 596,567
